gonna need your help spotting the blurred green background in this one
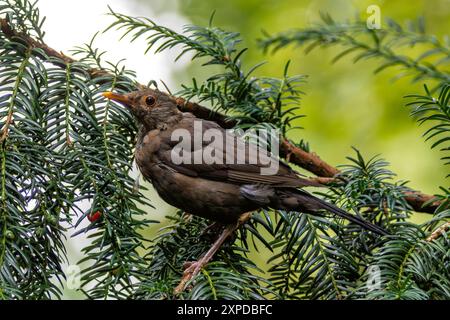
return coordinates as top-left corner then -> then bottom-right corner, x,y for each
166,0 -> 449,240
36,0 -> 449,298
155,0 -> 449,194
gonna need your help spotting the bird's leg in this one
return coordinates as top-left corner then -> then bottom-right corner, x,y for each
174,212 -> 252,295
174,224 -> 236,294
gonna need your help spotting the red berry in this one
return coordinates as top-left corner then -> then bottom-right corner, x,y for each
88,210 -> 102,222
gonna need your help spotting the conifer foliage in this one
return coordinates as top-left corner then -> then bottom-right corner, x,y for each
0,1 -> 448,299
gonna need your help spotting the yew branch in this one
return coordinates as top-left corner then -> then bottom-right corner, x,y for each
0,17 -> 441,214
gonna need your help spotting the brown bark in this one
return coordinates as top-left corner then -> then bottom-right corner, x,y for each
403,191 -> 441,214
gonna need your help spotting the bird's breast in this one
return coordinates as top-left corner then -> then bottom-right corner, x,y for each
135,129 -> 161,176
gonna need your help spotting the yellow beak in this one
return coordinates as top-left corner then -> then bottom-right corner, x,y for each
102,92 -> 131,106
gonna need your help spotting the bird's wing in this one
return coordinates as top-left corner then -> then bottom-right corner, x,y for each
157,117 -> 321,188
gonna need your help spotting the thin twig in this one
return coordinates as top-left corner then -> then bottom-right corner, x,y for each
0,17 -> 441,214
426,221 -> 450,242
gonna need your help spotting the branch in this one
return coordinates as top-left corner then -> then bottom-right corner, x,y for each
426,221 -> 450,242
0,17 -> 109,76
403,191 -> 442,214
177,101 -> 441,214
0,18 -> 441,214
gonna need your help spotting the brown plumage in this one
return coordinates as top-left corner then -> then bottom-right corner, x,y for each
103,88 -> 387,235
103,87 -> 387,293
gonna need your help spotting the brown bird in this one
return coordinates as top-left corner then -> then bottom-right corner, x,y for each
103,88 -> 387,292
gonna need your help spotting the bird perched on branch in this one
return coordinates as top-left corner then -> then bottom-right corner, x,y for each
103,88 -> 388,293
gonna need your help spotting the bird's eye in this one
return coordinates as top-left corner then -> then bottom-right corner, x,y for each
145,95 -> 156,106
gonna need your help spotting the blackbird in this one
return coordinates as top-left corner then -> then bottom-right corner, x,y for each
103,88 -> 387,292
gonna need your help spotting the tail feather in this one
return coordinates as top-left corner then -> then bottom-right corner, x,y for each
285,190 -> 389,236
240,185 -> 389,236
310,195 -> 389,236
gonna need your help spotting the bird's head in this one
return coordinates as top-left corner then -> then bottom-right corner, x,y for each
102,88 -> 181,130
